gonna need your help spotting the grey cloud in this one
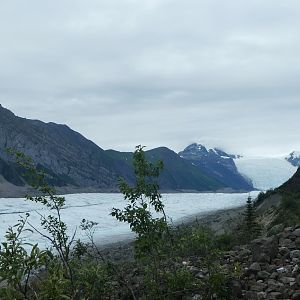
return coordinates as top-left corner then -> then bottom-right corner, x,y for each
0,0 -> 300,155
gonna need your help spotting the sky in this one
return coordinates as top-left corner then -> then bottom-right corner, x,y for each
0,1 -> 299,156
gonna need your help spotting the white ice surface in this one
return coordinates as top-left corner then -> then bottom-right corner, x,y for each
0,192 -> 259,249
235,157 -> 297,191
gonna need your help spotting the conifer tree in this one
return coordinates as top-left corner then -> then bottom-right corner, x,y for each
243,195 -> 261,240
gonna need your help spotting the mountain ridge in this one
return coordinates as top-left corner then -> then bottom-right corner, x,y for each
178,143 -> 253,191
0,105 -> 230,197
2,105 -> 297,197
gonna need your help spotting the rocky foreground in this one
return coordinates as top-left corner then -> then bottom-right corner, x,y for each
184,226 -> 300,300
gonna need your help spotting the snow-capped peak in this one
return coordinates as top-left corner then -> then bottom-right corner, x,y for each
180,143 -> 242,161
286,151 -> 300,167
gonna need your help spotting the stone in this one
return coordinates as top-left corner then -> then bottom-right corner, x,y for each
258,253 -> 271,263
292,292 -> 300,300
195,272 -> 205,279
291,250 -> 300,259
230,279 -> 243,298
257,271 -> 271,280
257,292 -> 267,299
251,236 -> 279,262
293,228 -> 300,237
270,272 -> 278,279
279,277 -> 295,284
279,238 -> 293,248
268,224 -> 285,236
278,247 -> 289,256
267,265 -> 278,273
266,283 -> 280,293
245,291 -> 258,300
250,281 -> 266,292
187,266 -> 200,275
276,267 -> 288,274
267,292 -> 282,299
249,262 -> 262,273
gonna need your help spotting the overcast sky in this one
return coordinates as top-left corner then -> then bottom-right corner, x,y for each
0,1 -> 299,156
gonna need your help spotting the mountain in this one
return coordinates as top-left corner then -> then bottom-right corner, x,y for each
286,151 -> 300,167
0,105 -> 228,197
0,104 -> 121,195
178,143 -> 253,191
279,167 -> 300,193
106,147 -> 226,192
234,156 -> 297,191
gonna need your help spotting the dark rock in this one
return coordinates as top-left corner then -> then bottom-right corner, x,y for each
251,236 -> 279,262
293,229 -> 300,237
250,281 -> 266,292
257,271 -> 271,280
270,272 -> 278,279
291,250 -> 300,259
249,262 -> 262,273
292,292 -> 300,300
187,266 -> 200,275
292,265 -> 299,275
229,279 -> 243,298
266,292 -> 282,299
245,291 -> 258,300
257,292 -> 267,300
279,276 -> 295,284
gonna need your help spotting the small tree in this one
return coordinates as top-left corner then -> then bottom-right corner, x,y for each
111,145 -> 177,297
242,195 -> 261,241
111,145 -> 169,259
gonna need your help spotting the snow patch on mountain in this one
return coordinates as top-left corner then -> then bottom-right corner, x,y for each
286,151 -> 300,167
235,157 -> 297,191
179,143 -> 253,191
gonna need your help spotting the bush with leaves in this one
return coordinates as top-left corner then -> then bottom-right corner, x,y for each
2,150 -> 122,299
0,214 -> 48,299
111,146 -> 235,299
0,147 -> 241,299
111,145 -> 170,260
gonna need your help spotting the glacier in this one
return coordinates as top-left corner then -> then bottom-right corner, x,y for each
0,192 -> 259,249
235,157 -> 297,191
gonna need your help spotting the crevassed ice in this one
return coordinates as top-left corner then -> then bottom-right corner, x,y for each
0,192 -> 260,249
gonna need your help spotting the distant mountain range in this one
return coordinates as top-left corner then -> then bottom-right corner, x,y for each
0,105 -> 229,197
0,104 -> 298,197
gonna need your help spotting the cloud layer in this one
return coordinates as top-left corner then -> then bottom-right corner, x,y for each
1,1 -> 300,156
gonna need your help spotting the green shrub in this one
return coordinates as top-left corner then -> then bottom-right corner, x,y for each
143,266 -> 199,300
272,192 -> 300,227
0,214 -> 48,299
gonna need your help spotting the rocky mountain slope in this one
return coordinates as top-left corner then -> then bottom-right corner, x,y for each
0,104 -> 120,194
179,143 -> 253,191
0,105 -> 227,197
106,147 -> 226,192
279,167 -> 300,194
